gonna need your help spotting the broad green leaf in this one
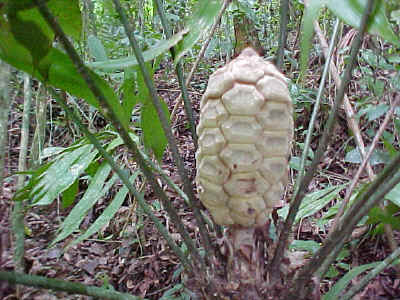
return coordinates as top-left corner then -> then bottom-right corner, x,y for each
42,49 -> 129,130
0,14 -> 42,78
174,0 -> 223,64
361,103 -> 389,121
279,185 -> 346,223
87,30 -> 187,71
0,13 -> 126,130
47,0 -> 82,41
130,63 -> 169,161
326,0 -> 400,46
87,35 -> 108,61
67,172 -> 140,248
51,163 -> 116,246
5,0 -> 81,41
367,206 -> 400,230
323,262 -> 379,300
8,8 -> 52,67
32,144 -> 98,205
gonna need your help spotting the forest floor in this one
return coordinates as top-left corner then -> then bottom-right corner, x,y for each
1,57 -> 400,299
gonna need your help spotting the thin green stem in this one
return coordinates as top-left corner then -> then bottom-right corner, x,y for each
276,0 -> 289,69
342,247 -> 400,299
293,18 -> 340,196
153,0 -> 198,147
0,271 -> 145,300
13,74 -> 32,282
271,0 -> 375,284
290,154 -> 400,298
34,0 -> 201,271
49,87 -> 193,272
112,0 -> 215,259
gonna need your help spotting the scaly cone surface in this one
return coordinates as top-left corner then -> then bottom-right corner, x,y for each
196,47 -> 293,227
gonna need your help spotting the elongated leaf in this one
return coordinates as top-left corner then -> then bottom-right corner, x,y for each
121,68 -> 139,124
174,0 -> 223,64
67,172 -> 140,248
51,163 -> 116,246
43,49 -> 129,130
326,0 -> 400,46
87,30 -> 188,71
133,63 -> 169,161
279,185 -> 347,223
33,144 -> 98,205
0,15 -> 127,130
142,102 -> 169,161
323,262 -> 379,300
62,179 -> 79,209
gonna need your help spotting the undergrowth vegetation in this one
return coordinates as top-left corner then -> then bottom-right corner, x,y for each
0,0 -> 400,299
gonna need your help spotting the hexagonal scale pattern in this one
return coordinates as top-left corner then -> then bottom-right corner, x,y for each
196,48 -> 293,227
198,127 -> 226,155
221,84 -> 264,115
221,116 -> 262,144
197,155 -> 229,185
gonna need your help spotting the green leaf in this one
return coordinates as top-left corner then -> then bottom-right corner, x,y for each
174,0 -> 223,64
279,185 -> 346,223
385,181 -> 400,207
323,262 -> 380,300
367,206 -> 400,230
4,0 -> 81,67
87,35 -> 108,61
67,171 -> 140,248
87,30 -> 187,71
47,0 -> 82,41
51,162 -> 116,246
344,147 -> 390,165
326,0 -> 400,46
363,103 -> 389,121
42,49 -> 129,130
142,102 -> 169,161
121,68 -> 139,124
62,179 -> 79,209
8,9 -> 52,67
32,144 -> 98,205
0,13 -> 126,130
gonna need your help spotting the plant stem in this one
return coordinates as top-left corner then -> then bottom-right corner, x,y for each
272,0 -> 375,290
153,0 -> 198,147
49,87 -> 193,272
170,0 -> 231,121
0,61 -> 11,193
12,74 -> 32,292
276,0 -> 289,69
0,271 -> 145,300
34,0 -> 201,272
112,0 -> 215,260
342,247 -> 400,299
